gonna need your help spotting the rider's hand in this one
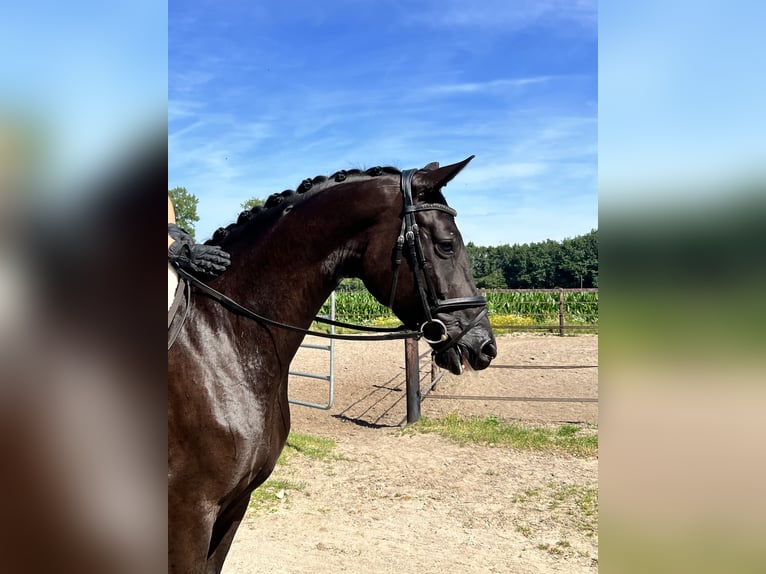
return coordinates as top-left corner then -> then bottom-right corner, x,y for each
168,224 -> 231,279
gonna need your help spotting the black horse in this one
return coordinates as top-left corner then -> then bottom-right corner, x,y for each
168,157 -> 496,572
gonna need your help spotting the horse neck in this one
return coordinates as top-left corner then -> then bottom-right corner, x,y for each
215,180 -> 398,337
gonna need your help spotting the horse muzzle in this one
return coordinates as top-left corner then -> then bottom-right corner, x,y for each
427,309 -> 496,375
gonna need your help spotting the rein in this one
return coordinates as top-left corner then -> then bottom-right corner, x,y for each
174,266 -> 420,341
176,168 -> 488,347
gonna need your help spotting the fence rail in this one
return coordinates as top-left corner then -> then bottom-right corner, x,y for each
403,330 -> 599,424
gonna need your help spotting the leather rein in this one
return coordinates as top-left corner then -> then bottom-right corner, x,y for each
173,169 -> 488,348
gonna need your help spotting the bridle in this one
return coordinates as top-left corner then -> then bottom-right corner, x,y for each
388,169 -> 488,349
172,169 -> 488,350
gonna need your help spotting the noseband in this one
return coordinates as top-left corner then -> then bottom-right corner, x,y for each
388,169 -> 488,350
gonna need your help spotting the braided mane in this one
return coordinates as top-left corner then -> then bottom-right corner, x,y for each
204,166 -> 400,246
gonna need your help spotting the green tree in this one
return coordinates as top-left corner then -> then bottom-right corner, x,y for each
559,230 -> 598,288
581,229 -> 599,287
475,269 -> 506,289
241,197 -> 265,211
470,230 -> 599,289
503,245 -> 532,288
446,231 -> 598,289
169,186 -> 199,240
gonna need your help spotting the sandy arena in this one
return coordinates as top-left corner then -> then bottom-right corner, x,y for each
222,334 -> 598,573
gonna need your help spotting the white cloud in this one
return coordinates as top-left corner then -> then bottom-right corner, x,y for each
460,161 -> 548,184
170,70 -> 215,95
422,77 -> 552,95
168,99 -> 206,122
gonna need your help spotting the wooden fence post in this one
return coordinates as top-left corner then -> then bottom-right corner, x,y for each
405,338 -> 420,424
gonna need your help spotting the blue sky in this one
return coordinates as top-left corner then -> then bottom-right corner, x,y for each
169,0 -> 597,246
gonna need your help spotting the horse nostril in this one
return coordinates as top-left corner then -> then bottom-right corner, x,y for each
481,341 -> 497,359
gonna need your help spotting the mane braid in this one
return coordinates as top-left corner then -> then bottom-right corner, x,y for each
204,165 -> 401,246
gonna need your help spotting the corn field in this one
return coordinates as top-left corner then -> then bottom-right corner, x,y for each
318,289 -> 598,334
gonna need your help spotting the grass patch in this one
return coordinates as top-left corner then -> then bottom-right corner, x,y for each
516,525 -> 533,537
550,484 -> 598,515
548,484 -> 599,537
512,487 -> 543,504
413,414 -> 597,457
513,482 -> 599,553
248,478 -> 305,513
283,432 -> 344,462
247,432 -> 341,514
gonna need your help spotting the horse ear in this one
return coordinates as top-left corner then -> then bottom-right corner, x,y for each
415,155 -> 474,190
422,161 -> 440,171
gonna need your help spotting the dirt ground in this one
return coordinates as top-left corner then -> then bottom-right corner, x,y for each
222,334 -> 598,573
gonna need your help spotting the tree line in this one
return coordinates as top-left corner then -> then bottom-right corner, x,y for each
466,229 -> 598,289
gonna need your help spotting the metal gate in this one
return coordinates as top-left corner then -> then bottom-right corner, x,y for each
288,292 -> 335,410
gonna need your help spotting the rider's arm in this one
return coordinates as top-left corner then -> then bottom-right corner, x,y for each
168,195 -> 176,253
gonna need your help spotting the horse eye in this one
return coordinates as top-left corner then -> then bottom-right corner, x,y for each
435,239 -> 455,256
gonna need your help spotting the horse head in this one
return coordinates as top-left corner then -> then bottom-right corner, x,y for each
363,156 -> 497,375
